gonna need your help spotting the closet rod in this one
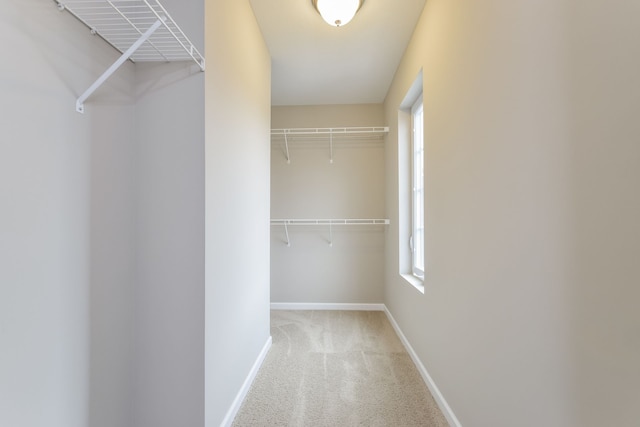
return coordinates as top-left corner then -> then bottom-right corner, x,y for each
271,127 -> 389,137
271,219 -> 390,226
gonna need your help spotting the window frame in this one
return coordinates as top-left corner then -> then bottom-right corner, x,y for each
410,94 -> 424,280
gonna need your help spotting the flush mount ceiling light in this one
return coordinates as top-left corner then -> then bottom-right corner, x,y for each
312,0 -> 365,27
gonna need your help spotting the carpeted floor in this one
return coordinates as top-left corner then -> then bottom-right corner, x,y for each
232,310 -> 449,426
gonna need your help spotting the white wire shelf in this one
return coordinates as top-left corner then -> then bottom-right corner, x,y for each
271,218 -> 390,247
271,219 -> 390,226
271,127 -> 389,139
271,127 -> 389,164
55,0 -> 205,112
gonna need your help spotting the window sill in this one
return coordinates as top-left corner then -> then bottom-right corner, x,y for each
400,273 -> 424,294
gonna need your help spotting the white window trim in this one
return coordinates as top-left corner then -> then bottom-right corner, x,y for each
411,94 -> 424,280
397,69 -> 424,293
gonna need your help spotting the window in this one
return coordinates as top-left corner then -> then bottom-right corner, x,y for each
398,70 -> 423,292
411,95 -> 424,279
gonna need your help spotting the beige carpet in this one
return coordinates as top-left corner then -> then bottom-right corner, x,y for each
232,310 -> 449,426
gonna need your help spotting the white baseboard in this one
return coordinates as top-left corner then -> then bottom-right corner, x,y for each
383,307 -> 462,427
220,335 -> 272,427
271,302 -> 385,311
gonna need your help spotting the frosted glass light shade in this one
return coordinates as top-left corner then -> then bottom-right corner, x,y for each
312,0 -> 364,27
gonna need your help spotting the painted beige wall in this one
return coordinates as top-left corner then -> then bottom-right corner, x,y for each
123,3 -> 205,427
384,1 -> 640,426
89,103 -> 137,427
271,105 -> 386,304
205,0 -> 271,425
0,1 -> 136,426
563,2 -> 640,425
132,38 -> 205,427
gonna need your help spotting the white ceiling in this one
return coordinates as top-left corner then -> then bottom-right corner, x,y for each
249,0 -> 426,106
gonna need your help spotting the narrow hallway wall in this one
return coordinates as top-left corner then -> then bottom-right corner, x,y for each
563,2 -> 640,424
383,1 -> 640,426
205,1 -> 272,425
131,60 -> 205,427
130,0 -> 205,424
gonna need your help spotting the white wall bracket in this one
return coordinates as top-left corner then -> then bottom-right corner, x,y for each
284,222 -> 291,247
284,133 -> 291,164
329,133 -> 334,164
76,18 -> 163,113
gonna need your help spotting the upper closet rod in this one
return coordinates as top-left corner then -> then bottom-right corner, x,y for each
271,127 -> 389,137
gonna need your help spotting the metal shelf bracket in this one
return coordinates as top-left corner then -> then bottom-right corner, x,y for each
284,221 -> 291,247
329,132 -> 334,164
284,132 -> 291,164
76,17 -> 164,113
